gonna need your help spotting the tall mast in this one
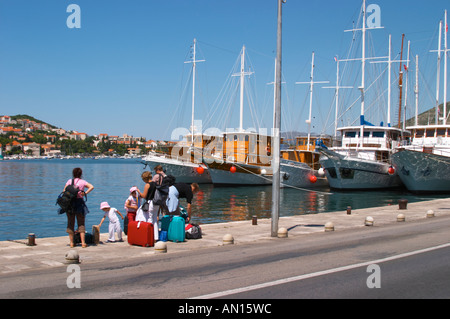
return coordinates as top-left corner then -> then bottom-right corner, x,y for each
344,0 -> 384,134
296,51 -> 329,151
444,10 -> 448,125
232,45 -> 253,132
192,38 -> 197,140
372,34 -> 407,127
398,34 -> 405,128
415,55 -> 419,126
239,46 -> 246,132
323,58 -> 352,139
361,0 -> 366,120
360,0 -> 366,147
388,35 -> 392,126
403,40 -> 411,130
435,21 -> 443,124
185,38 -> 204,145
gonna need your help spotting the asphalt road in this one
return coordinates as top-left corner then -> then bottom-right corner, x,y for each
1,214 -> 450,302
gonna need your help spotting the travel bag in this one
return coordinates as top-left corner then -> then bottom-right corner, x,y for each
168,215 -> 185,242
127,221 -> 154,247
160,215 -> 172,232
185,223 -> 202,239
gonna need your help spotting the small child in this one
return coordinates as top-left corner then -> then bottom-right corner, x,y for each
99,201 -> 124,243
124,186 -> 140,222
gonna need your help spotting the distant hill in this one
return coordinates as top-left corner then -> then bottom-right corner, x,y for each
9,114 -> 58,129
403,102 -> 450,127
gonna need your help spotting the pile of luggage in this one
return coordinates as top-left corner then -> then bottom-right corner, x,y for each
127,209 -> 202,248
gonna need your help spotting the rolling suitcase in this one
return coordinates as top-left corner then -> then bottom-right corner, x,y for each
168,216 -> 185,242
127,221 -> 154,247
159,230 -> 168,242
160,215 -> 172,231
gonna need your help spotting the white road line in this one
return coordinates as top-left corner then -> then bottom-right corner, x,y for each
191,242 -> 450,299
2,264 -> 31,273
40,260 -> 65,267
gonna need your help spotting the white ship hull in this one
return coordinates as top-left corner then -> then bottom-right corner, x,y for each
320,149 -> 402,190
205,160 -> 327,188
206,162 -> 272,186
392,149 -> 450,193
143,154 -> 211,184
280,160 -> 328,188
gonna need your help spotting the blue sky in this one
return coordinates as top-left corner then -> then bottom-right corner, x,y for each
0,0 -> 449,140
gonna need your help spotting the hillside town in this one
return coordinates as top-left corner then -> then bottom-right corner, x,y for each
0,114 -> 171,159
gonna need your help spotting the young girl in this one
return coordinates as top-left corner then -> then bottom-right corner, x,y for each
124,186 -> 140,222
98,202 -> 124,243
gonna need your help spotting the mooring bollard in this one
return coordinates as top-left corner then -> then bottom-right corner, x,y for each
365,216 -> 374,226
277,228 -> 288,238
426,210 -> 435,218
252,216 -> 258,225
346,206 -> 352,215
325,222 -> 335,232
27,233 -> 36,246
397,213 -> 406,222
223,234 -> 234,245
65,249 -> 80,264
154,241 -> 167,253
398,199 -> 408,210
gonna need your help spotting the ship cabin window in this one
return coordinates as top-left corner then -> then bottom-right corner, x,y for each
414,129 -> 424,138
363,131 -> 370,137
437,129 -> 447,137
425,129 -> 435,138
372,131 -> 385,138
344,131 -> 357,138
390,132 -> 399,141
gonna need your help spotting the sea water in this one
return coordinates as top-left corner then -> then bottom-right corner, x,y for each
0,158 -> 444,241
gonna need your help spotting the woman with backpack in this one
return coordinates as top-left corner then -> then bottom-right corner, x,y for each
135,171 -> 159,241
62,167 -> 94,248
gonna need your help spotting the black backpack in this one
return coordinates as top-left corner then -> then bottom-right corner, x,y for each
152,174 -> 175,210
56,179 -> 80,214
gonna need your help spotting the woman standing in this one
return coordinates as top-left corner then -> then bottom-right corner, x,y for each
62,167 -> 94,248
136,171 -> 159,241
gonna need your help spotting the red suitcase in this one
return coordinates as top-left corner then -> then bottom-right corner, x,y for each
127,221 -> 154,247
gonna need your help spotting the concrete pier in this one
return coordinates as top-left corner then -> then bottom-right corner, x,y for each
1,198 -> 449,275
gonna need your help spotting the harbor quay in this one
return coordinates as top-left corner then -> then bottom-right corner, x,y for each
0,197 -> 449,276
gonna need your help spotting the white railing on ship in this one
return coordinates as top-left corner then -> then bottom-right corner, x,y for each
402,145 -> 450,157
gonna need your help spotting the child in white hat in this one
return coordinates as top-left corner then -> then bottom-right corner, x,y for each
98,201 -> 124,243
